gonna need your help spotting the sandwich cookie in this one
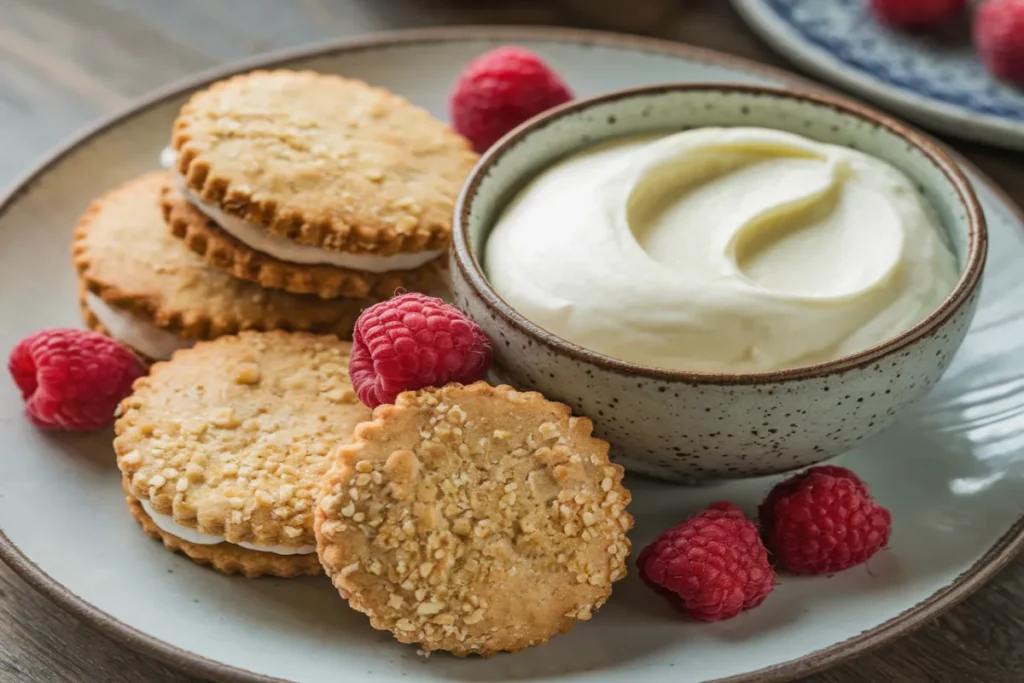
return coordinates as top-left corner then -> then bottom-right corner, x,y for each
166,69 -> 478,299
115,331 -> 372,577
315,382 -> 633,655
73,172 -> 372,361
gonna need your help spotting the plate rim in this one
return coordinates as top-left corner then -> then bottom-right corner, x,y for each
1,24 -> 1023,683
729,0 -> 1024,151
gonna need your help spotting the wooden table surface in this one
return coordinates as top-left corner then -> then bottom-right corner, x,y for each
1,1 -> 1022,681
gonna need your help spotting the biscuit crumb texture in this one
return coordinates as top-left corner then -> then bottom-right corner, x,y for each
115,331 -> 371,558
315,381 -> 633,656
172,70 -> 478,253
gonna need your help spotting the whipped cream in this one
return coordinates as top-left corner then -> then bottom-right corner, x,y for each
84,292 -> 192,361
139,499 -> 316,555
485,128 -> 959,373
160,148 -> 444,273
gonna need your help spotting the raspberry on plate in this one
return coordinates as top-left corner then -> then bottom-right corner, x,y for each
868,0 -> 967,27
975,0 -> 1024,86
8,328 -> 146,432
450,46 -> 573,153
637,502 -> 776,621
349,293 -> 493,408
759,466 -> 892,575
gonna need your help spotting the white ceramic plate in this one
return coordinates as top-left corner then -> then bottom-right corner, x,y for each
1,26 -> 1023,683
731,0 -> 1024,150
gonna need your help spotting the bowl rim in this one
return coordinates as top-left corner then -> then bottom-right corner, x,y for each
452,82 -> 989,385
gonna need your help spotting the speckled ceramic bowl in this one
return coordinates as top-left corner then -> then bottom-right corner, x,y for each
451,84 -> 987,481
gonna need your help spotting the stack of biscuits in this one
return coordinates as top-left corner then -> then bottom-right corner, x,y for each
73,69 -> 478,361
87,68 -> 634,658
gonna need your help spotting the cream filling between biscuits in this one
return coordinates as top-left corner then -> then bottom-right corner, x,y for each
139,499 -> 316,555
159,147 -> 444,273
84,292 -> 193,361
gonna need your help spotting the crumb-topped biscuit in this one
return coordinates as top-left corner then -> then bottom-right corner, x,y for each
314,382 -> 633,655
73,172 -> 373,351
171,69 -> 478,254
161,183 -> 446,300
114,331 -> 372,577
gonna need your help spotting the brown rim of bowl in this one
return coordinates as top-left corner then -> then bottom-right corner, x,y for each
0,25 -> 1019,683
453,82 -> 989,386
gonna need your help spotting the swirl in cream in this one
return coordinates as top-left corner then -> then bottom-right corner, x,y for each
484,128 -> 959,373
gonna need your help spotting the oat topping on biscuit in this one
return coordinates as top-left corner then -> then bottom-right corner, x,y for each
315,382 -> 633,656
172,70 -> 478,253
114,331 -> 371,550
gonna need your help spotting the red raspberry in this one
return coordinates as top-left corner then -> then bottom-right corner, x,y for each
975,0 -> 1024,86
759,466 -> 892,575
760,465 -> 868,523
637,502 -> 776,621
8,328 -> 146,432
349,293 -> 492,408
868,0 -> 967,27
450,46 -> 573,153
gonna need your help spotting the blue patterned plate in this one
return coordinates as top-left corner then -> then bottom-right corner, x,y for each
732,0 -> 1024,150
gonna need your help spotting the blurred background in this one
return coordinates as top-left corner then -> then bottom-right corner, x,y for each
2,0 -> 1019,196
0,0 -> 771,182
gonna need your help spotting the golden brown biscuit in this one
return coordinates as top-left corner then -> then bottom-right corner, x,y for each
115,331 -> 372,578
171,69 -> 478,254
73,172 -> 373,352
315,382 -> 633,656
161,184 -> 446,300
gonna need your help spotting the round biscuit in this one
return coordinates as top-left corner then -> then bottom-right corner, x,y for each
115,331 -> 372,573
172,69 -> 477,254
315,381 -> 633,655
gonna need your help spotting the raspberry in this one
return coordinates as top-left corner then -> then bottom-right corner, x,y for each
975,0 -> 1024,86
759,466 -> 892,575
868,0 -> 967,26
349,293 -> 493,408
759,465 -> 868,528
450,46 -> 573,153
8,328 -> 146,432
637,502 -> 776,621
